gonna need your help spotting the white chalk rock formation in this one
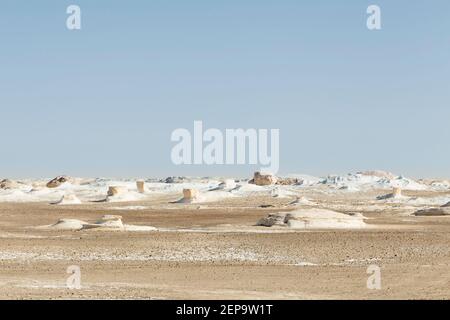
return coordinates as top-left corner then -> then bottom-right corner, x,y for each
251,172 -> 277,186
43,215 -> 157,231
219,179 -> 237,190
392,187 -> 402,197
184,188 -> 199,200
377,187 -> 404,200
285,209 -> 367,229
413,207 -> 450,216
46,176 -> 72,188
270,188 -> 296,198
257,209 -> 367,229
210,179 -> 237,191
92,215 -> 124,230
136,180 -> 145,193
52,193 -> 82,205
256,213 -> 287,227
172,188 -> 205,204
275,177 -> 301,185
287,196 -> 314,206
107,186 -> 128,197
123,224 -> 157,232
103,186 -> 145,203
0,179 -> 22,190
48,219 -> 88,231
183,188 -> 200,202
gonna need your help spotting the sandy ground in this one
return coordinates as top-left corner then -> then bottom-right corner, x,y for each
0,192 -> 449,300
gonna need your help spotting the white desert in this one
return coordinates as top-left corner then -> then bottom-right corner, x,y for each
0,171 -> 449,299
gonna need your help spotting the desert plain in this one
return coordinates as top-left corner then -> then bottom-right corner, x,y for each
0,172 -> 449,299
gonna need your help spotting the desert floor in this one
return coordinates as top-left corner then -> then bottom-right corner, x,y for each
0,193 -> 449,300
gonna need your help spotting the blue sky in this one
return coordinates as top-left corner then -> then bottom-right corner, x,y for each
1,0 -> 449,178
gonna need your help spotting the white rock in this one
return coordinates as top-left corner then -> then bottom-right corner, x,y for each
251,172 -> 277,186
136,180 -> 145,193
107,186 -> 128,197
52,193 -> 82,205
257,209 -> 368,229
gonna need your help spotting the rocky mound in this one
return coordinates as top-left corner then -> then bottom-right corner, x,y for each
287,196 -> 314,206
249,172 -> 277,186
256,213 -> 286,227
209,179 -> 237,191
107,186 -> 128,197
218,179 -> 237,190
51,193 -> 82,205
377,187 -> 403,200
48,219 -> 89,230
102,186 -> 146,203
83,215 -> 125,230
46,176 -> 73,188
257,209 -> 367,229
43,215 -> 156,231
162,176 -> 185,183
0,179 -> 22,190
275,178 -> 301,185
413,208 -> 450,216
174,188 -> 201,203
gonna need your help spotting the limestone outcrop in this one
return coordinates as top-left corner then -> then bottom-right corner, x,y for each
107,186 -> 128,197
249,172 -> 277,186
46,176 -> 72,188
136,180 -> 145,193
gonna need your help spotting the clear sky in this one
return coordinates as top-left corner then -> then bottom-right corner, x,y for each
1,0 -> 449,179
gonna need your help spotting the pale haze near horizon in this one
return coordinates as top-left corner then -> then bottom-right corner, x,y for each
1,1 -> 449,179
